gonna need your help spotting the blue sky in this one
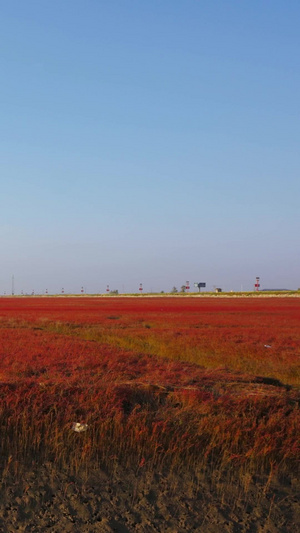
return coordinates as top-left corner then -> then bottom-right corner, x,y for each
1,1 -> 299,293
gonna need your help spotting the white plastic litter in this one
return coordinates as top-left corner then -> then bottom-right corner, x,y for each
264,345 -> 272,348
72,422 -> 88,432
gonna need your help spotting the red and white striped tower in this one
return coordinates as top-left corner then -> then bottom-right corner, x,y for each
186,280 -> 190,292
106,285 -> 109,293
81,286 -> 84,294
62,288 -> 64,294
139,283 -> 143,293
254,277 -> 260,291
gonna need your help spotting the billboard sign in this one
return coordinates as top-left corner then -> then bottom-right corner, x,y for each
194,282 -> 206,292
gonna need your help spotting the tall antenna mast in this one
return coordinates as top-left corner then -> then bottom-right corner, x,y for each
12,275 -> 15,296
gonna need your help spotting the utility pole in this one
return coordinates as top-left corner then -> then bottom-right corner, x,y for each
12,275 -> 15,296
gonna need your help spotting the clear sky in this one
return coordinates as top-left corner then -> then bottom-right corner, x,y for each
1,1 -> 299,294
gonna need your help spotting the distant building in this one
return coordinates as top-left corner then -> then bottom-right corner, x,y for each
215,288 -> 222,293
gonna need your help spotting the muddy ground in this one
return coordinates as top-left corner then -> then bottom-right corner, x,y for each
0,464 -> 299,532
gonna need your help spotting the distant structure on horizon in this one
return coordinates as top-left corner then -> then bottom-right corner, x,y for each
254,277 -> 260,291
194,282 -> 206,293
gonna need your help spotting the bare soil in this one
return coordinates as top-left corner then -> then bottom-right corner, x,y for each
0,464 -> 298,532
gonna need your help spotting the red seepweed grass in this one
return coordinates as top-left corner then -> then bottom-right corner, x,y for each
0,296 -> 299,489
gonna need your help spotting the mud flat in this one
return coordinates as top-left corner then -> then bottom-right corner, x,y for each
0,464 -> 299,533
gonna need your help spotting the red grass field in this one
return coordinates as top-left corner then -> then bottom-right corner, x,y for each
0,296 -> 299,482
